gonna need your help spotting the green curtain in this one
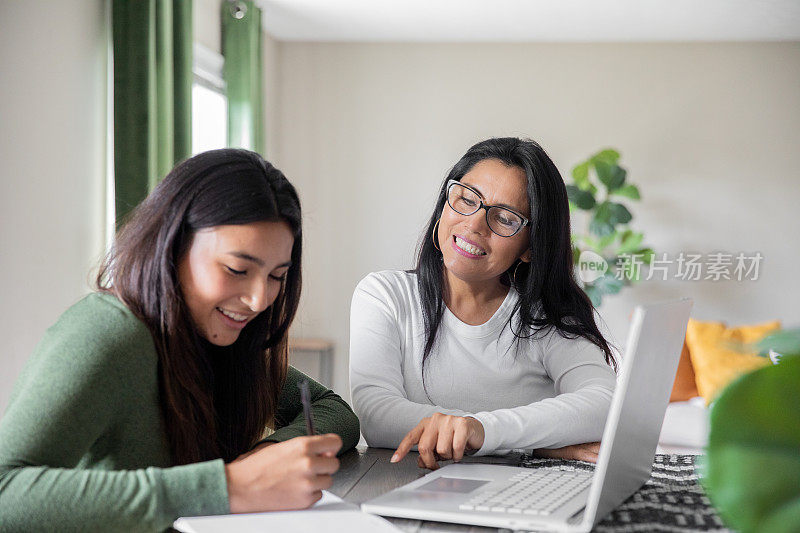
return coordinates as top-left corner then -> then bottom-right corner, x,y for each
221,0 -> 263,154
113,0 -> 192,226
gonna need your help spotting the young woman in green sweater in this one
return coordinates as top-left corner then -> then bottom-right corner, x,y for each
0,149 -> 360,531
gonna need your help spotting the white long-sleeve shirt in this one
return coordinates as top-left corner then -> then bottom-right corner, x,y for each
349,270 -> 617,456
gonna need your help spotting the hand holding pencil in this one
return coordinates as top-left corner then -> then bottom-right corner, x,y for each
222,379 -> 341,513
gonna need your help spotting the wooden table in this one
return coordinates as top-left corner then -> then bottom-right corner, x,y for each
330,446 -> 525,532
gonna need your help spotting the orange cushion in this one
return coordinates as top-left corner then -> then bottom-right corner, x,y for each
670,340 -> 699,402
685,319 -> 780,404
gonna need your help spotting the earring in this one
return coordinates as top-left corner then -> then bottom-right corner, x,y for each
431,219 -> 442,252
512,261 -> 528,286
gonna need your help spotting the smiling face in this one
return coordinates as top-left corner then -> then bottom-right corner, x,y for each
177,220 -> 294,346
437,158 -> 532,288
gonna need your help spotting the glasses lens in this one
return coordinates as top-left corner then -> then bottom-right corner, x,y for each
448,183 -> 481,216
487,207 -> 523,237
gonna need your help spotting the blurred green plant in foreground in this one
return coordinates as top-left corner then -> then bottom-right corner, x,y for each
704,328 -> 800,532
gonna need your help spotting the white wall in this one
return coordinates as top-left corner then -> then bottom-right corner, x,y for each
194,0 -> 221,54
263,32 -> 281,160
0,0 -> 108,412
273,42 -> 800,398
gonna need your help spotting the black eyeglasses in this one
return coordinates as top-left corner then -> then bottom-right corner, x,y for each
445,179 -> 530,237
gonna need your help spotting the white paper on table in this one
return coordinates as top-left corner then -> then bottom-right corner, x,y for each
173,490 -> 401,533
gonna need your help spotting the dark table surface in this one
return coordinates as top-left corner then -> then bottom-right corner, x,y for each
329,447 -> 724,533
330,446 -> 525,532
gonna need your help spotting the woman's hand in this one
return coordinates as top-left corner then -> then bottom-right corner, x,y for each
391,413 -> 485,470
533,442 -> 601,463
225,433 -> 342,513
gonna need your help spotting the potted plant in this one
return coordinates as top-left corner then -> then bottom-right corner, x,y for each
566,149 -> 654,306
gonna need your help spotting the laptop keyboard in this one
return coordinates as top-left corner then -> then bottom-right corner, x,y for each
458,467 -> 592,516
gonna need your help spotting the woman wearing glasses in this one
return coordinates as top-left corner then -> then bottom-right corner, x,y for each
350,137 -> 617,469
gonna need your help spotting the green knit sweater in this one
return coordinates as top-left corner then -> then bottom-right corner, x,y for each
0,293 -> 360,532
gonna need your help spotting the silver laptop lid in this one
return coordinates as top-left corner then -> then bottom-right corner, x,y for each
580,298 -> 693,528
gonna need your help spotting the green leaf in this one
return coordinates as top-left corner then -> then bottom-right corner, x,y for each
704,354 -> 800,532
572,162 -> 590,189
589,202 -> 615,236
594,273 -> 624,295
617,231 -> 643,253
565,185 -> 596,210
592,148 -> 620,165
595,162 -> 627,192
607,202 -> 632,225
589,218 -> 615,238
756,328 -> 800,358
580,234 -> 600,249
593,201 -> 610,221
634,247 -> 655,264
584,285 -> 602,306
572,246 -> 581,265
612,184 -> 640,200
597,232 -> 617,250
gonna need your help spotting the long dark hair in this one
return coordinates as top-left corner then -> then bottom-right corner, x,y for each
415,137 -> 615,381
97,148 -> 302,465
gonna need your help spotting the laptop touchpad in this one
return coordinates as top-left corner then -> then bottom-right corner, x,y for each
416,477 -> 490,493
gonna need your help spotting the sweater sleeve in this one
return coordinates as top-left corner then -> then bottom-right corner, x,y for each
0,300 -> 229,532
349,275 -> 470,449
470,332 -> 617,455
261,366 -> 360,455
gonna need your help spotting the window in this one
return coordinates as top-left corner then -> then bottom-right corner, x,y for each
192,43 -> 227,155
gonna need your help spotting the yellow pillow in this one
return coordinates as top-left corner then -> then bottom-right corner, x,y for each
685,318 -> 780,405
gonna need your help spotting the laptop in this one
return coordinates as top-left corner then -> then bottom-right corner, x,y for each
361,298 -> 693,532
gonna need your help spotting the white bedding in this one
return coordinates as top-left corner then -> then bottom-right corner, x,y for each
657,397 -> 709,455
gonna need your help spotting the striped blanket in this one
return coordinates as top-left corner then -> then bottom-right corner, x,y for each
519,454 -> 729,532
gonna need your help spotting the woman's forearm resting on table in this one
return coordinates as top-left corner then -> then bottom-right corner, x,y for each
471,383 -> 614,454
0,459 -> 228,532
352,384 -> 471,448
258,367 -> 360,453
